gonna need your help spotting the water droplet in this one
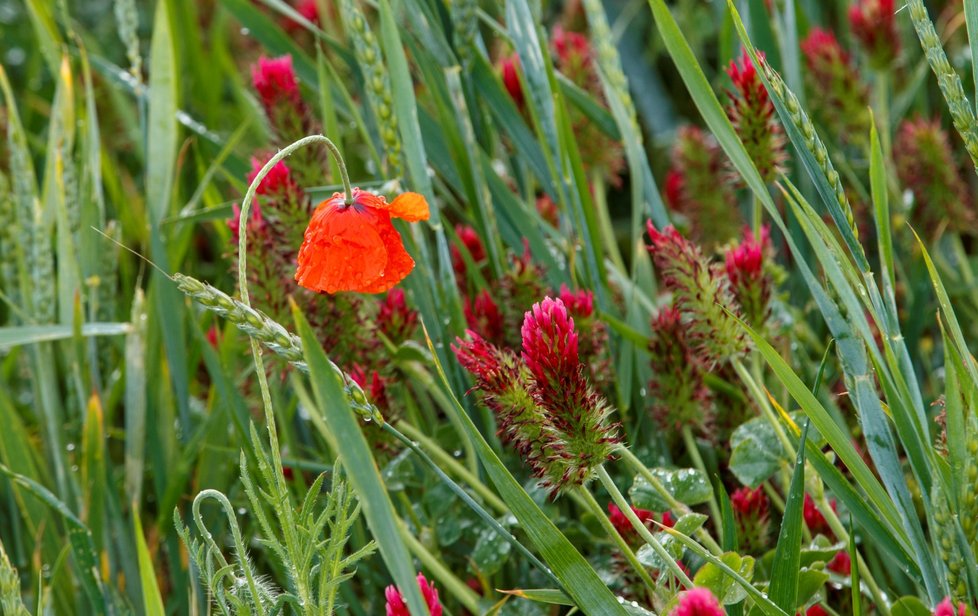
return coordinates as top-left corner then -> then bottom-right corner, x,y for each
66,443 -> 76,452
239,27 -> 250,36
237,507 -> 247,516
452,450 -> 462,458
639,387 -> 647,397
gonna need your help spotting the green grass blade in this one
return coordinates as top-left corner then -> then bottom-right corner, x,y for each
0,466 -> 108,613
768,422 -> 808,611
134,511 -> 165,616
147,0 -> 191,431
0,323 -> 130,350
293,305 -> 429,616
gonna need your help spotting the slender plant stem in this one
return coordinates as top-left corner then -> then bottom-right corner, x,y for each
382,422 -> 560,588
577,486 -> 658,594
236,135 -> 353,614
397,421 -> 507,514
680,425 -> 723,537
616,446 -> 723,555
819,495 -> 890,615
399,519 -> 482,614
597,465 -> 693,588
732,357 -> 794,455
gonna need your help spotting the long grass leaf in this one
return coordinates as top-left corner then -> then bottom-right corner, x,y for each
293,305 -> 429,616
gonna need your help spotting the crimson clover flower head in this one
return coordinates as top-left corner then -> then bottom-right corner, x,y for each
252,55 -> 301,110
803,494 -> 837,537
228,201 -> 266,243
895,117 -> 974,234
521,296 -> 580,384
827,550 -> 851,576
246,157 -> 298,198
350,363 -> 389,411
499,54 -> 524,107
646,221 -> 747,365
384,573 -> 443,616
521,297 -> 619,492
282,0 -> 320,33
669,587 -> 725,616
608,503 -> 672,544
535,193 -> 560,226
451,224 -> 487,281
724,225 -> 774,329
664,127 -> 740,245
647,305 -> 713,434
805,606 -> 829,616
552,26 -> 591,67
464,290 -> 504,344
731,485 -> 769,519
378,288 -> 418,344
934,598 -> 969,616
725,49 -> 786,183
848,0 -> 899,69
800,28 -> 869,142
731,485 -> 771,553
558,284 -> 595,318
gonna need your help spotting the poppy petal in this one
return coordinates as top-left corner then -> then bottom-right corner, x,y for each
295,200 -> 388,293
384,192 -> 430,222
356,212 -> 416,293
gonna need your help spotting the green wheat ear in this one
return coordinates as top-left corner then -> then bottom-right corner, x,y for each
0,543 -> 29,616
340,0 -> 402,176
906,0 -> 978,176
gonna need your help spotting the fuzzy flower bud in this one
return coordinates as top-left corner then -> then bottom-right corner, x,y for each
724,226 -> 773,329
551,26 -> 624,185
252,55 -> 301,111
521,298 -> 620,491
647,223 -> 748,365
663,127 -> 740,246
608,503 -> 674,544
453,331 -> 556,471
848,0 -> 900,69
647,306 -> 713,434
246,157 -> 298,198
499,54 -> 524,107
669,587 -> 725,616
451,224 -> 487,282
800,28 -> 869,143
731,486 -> 770,554
725,50 -> 787,183
228,201 -> 265,244
464,290 -> 504,345
251,55 -> 315,145
385,573 -> 443,616
803,494 -> 836,538
895,117 -> 974,234
827,551 -> 851,576
934,598 -> 969,616
378,288 -> 418,344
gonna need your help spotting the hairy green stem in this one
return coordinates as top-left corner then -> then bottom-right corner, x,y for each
615,446 -> 723,555
400,519 -> 482,614
397,421 -> 507,514
383,423 -> 560,588
577,486 -> 658,593
819,495 -> 890,615
235,134 -> 352,613
681,425 -> 723,538
597,465 -> 693,588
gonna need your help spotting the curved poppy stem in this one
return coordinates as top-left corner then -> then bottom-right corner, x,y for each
236,134 -> 352,500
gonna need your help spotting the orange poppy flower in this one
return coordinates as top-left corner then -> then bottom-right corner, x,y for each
295,187 -> 430,294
